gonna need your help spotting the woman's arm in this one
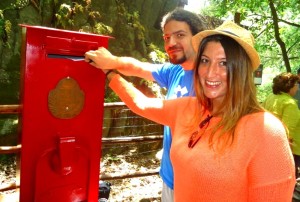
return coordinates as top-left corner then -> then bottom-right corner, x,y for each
106,72 -> 173,127
85,47 -> 155,80
247,113 -> 295,201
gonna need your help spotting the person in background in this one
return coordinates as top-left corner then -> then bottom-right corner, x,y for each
294,68 -> 300,109
85,8 -> 206,201
262,72 -> 300,178
89,21 -> 295,201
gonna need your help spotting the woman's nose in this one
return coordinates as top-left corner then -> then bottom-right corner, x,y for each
206,64 -> 218,76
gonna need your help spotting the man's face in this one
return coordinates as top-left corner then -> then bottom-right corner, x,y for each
163,20 -> 195,65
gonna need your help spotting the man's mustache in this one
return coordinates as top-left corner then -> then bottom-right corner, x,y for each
167,46 -> 182,52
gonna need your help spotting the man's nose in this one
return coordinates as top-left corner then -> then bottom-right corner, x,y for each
168,35 -> 177,46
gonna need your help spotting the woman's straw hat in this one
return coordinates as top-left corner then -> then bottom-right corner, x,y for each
192,21 -> 260,70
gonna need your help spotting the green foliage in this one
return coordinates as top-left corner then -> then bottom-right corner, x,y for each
206,0 -> 300,71
0,19 -> 10,46
1,0 -> 166,104
54,2 -> 88,29
15,0 -> 29,9
0,11 -> 11,46
93,22 -> 113,35
54,1 -> 113,35
104,86 -> 121,103
147,43 -> 167,64
205,0 -> 300,101
0,68 -> 10,84
0,0 -> 29,46
0,154 -> 15,164
0,118 -> 18,136
130,11 -> 145,40
256,83 -> 272,103
103,153 -> 121,163
55,3 -> 74,28
109,3 -> 147,57
107,4 -> 168,101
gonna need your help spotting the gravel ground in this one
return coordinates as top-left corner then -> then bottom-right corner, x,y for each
0,152 -> 163,202
0,155 -> 18,202
101,154 -> 162,202
106,176 -> 162,202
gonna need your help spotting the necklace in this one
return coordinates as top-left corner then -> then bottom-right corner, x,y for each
188,115 -> 213,148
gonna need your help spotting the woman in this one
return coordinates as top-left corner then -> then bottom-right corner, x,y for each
263,72 -> 300,178
87,21 -> 295,201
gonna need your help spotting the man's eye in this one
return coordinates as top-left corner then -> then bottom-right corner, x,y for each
176,33 -> 184,38
163,36 -> 170,41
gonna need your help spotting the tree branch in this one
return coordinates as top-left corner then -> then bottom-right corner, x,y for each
268,0 -> 291,72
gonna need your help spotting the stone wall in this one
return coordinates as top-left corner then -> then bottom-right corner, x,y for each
0,0 -> 184,104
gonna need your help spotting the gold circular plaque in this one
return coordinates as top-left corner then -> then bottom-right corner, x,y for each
48,77 -> 85,119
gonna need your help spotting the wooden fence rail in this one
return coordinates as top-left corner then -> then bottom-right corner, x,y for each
0,103 -> 163,192
0,105 -> 22,114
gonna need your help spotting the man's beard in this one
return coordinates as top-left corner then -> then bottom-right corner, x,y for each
169,54 -> 187,64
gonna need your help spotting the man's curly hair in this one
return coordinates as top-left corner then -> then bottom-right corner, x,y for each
160,8 -> 205,36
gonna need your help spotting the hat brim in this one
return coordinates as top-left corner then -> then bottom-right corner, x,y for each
192,30 -> 260,70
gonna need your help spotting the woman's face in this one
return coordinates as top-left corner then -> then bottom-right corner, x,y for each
198,41 -> 228,104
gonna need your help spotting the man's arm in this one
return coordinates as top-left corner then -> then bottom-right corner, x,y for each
85,47 -> 155,81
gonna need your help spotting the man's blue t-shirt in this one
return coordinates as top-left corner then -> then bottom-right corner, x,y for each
152,63 -> 194,189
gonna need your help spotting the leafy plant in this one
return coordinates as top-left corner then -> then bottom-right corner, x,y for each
93,22 -> 113,35
148,43 -> 167,64
203,0 -> 300,101
205,0 -> 300,72
0,11 -> 11,47
55,3 -> 74,28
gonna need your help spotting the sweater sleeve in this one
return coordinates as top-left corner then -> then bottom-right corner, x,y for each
108,74 -> 174,127
246,113 -> 295,201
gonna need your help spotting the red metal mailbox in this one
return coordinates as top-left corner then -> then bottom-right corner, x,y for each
19,25 -> 111,202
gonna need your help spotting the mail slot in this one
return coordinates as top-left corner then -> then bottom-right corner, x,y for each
19,25 -> 111,202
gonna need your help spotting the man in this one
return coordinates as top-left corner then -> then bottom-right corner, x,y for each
294,67 -> 300,109
85,8 -> 205,201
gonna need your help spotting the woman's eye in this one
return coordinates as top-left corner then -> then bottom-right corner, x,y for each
220,61 -> 227,66
200,58 -> 208,63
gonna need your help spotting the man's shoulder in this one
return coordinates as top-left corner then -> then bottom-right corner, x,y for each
153,63 -> 184,77
160,63 -> 183,70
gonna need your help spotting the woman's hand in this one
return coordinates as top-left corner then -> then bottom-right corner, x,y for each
84,47 -> 118,70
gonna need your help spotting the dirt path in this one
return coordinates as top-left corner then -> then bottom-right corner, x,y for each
0,153 -> 162,202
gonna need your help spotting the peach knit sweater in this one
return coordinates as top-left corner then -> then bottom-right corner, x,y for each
110,74 -> 295,201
